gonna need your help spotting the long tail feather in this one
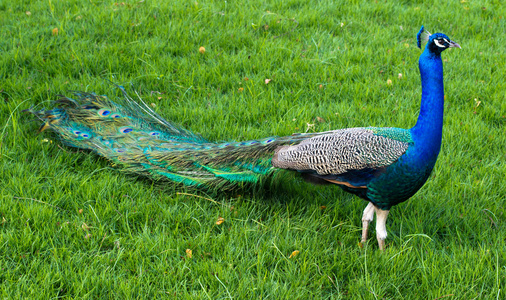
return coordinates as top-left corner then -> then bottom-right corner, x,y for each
28,89 -> 314,190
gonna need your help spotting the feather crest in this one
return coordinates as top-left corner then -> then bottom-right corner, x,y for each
416,25 -> 431,49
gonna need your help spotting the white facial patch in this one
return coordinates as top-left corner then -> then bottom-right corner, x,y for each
434,39 -> 446,48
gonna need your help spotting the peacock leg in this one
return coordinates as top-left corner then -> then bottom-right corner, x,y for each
374,207 -> 390,250
360,202 -> 376,245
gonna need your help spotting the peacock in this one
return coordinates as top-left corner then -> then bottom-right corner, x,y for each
29,26 -> 460,250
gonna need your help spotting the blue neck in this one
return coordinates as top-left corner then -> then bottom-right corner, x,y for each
410,48 -> 445,161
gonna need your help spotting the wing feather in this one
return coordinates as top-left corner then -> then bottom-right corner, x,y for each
272,127 -> 411,175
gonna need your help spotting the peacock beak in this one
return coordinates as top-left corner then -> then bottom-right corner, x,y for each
449,41 -> 461,49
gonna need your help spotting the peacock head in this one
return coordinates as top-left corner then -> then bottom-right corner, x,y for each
417,26 -> 460,55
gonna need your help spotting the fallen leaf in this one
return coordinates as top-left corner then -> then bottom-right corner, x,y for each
186,249 -> 192,258
52,28 -> 59,36
386,79 -> 392,86
216,217 -> 225,225
316,116 -> 325,123
474,98 -> 481,112
305,123 -> 315,132
199,46 -> 205,54
78,209 -> 83,214
289,250 -> 300,258
26,11 -> 31,16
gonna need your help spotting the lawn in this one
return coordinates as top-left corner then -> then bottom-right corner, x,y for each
1,0 -> 505,298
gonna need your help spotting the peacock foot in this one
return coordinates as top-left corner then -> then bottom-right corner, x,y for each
375,207 -> 390,250
360,202 -> 375,245
359,202 -> 390,250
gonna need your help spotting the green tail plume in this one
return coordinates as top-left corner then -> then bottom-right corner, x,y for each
28,87 -> 314,190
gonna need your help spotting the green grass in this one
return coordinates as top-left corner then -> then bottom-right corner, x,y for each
1,0 -> 505,298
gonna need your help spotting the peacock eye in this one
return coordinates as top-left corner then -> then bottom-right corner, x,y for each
433,38 -> 448,48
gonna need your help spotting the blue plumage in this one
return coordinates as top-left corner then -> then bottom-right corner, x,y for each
29,27 -> 460,250
271,27 -> 459,249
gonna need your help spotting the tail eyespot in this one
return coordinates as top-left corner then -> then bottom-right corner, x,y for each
120,127 -> 133,134
98,109 -> 111,116
72,129 -> 91,139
